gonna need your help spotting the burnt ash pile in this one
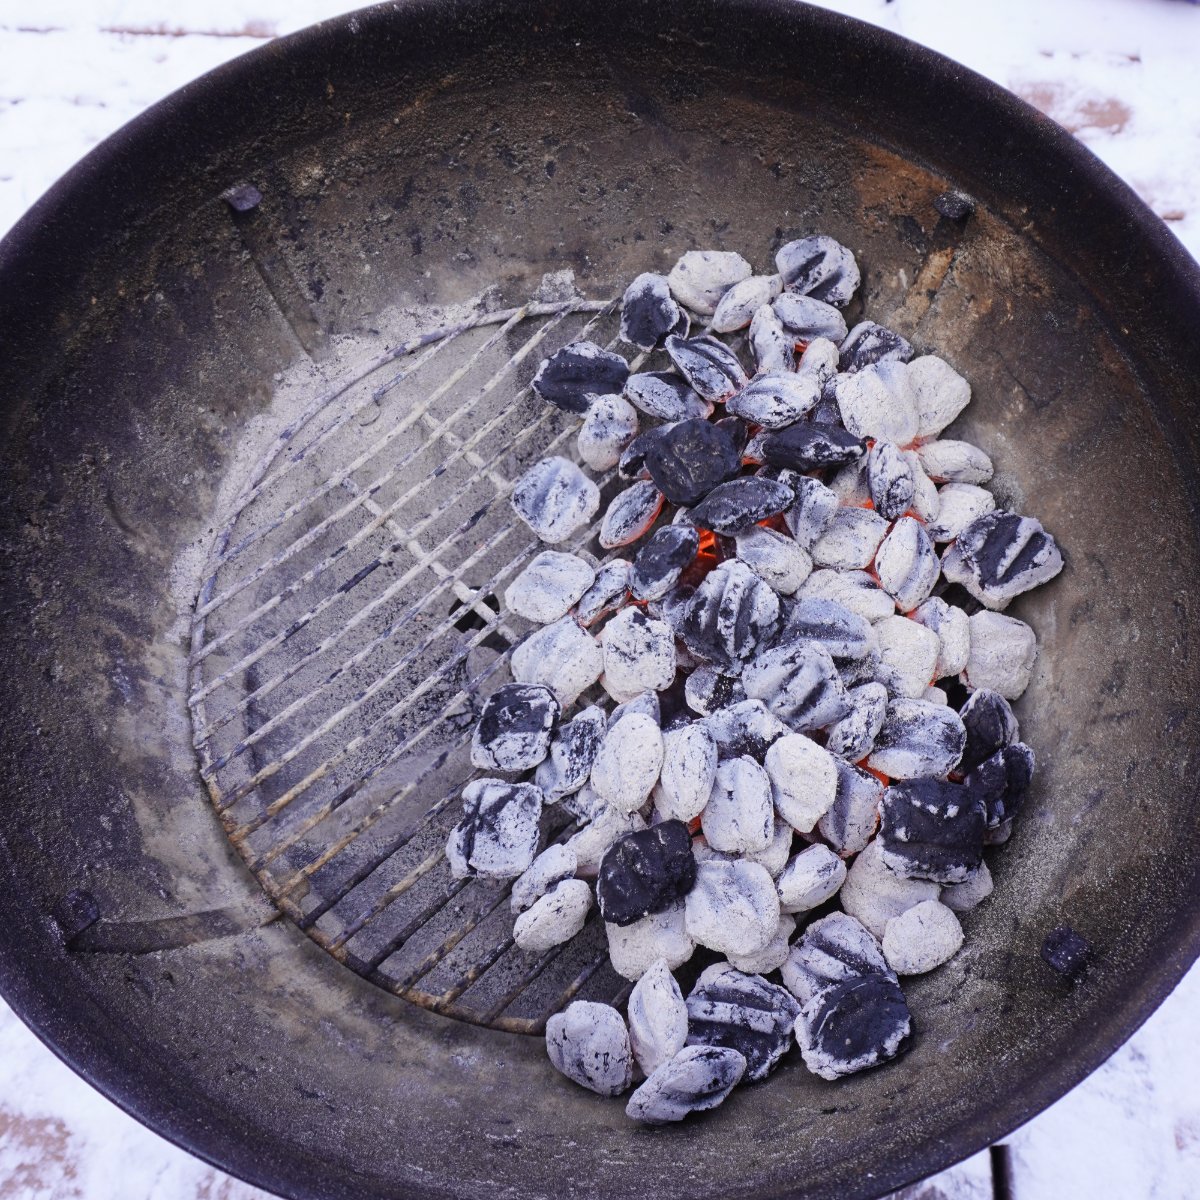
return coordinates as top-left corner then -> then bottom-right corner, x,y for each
446,237 -> 1063,1124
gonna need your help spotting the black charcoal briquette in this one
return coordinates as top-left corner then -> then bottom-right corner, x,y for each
596,820 -> 698,926
532,340 -> 631,413
644,417 -> 741,505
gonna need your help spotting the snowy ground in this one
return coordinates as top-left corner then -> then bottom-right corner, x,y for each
0,1 -> 1198,1197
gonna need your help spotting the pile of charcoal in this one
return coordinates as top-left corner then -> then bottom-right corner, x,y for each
445,235 -> 1063,1124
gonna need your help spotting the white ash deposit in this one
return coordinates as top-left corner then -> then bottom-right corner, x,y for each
447,233 -> 1062,1124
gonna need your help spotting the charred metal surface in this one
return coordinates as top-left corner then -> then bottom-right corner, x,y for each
0,2 -> 1198,1199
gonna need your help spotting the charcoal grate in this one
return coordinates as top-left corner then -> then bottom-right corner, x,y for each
187,294 -> 639,1033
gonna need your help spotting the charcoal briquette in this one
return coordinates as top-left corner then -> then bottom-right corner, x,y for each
511,456 -> 601,544
726,913 -> 797,975
772,292 -> 849,343
511,616 -> 603,706
679,560 -> 781,671
958,687 -> 1019,774
774,596 -> 878,662
881,899 -> 964,975
967,742 -> 1035,829
775,235 -> 861,307
597,819 -> 698,926
701,756 -> 775,854
838,839 -> 940,939
471,682 -> 561,772
867,440 -> 916,520
818,760 -> 884,856
712,274 -> 784,333
797,337 -> 841,388
532,340 -> 630,414
568,806 -> 647,879
667,250 -> 753,316
610,689 -> 661,728
838,321 -> 914,374
627,958 -> 689,1076
963,610 -> 1037,699
599,480 -> 664,549
825,681 -> 888,761
511,843 -> 579,914
617,427 -> 659,480
749,303 -> 795,373
535,705 -> 608,801
734,526 -> 812,595
446,779 -> 544,880
515,879 -> 593,951
726,370 -> 821,429
875,517 -> 939,612
620,272 -> 689,351
902,449 -> 941,522
926,482 -> 996,543
868,696 -> 966,779
684,665 -> 747,717
799,568 -> 896,624
810,507 -> 890,571
782,478 -> 838,551
656,723 -> 719,822
684,858 -> 781,957
879,777 -> 987,884
760,421 -> 866,472
625,1045 -> 747,1124
764,732 -> 838,832
546,1001 -> 633,1095
910,597 -> 971,679
664,333 -> 749,402
644,417 -> 741,505
686,476 -> 794,535
574,558 -> 632,625
606,901 -> 695,980
776,844 -> 847,914
1041,925 -> 1091,977
832,361 -> 919,444
578,393 -> 639,471
941,509 -> 1064,609
624,370 -> 713,422
916,439 -> 993,484
940,860 -> 994,912
630,525 -> 699,603
874,615 -> 941,699
591,712 -> 665,813
907,355 -> 971,440
702,698 -> 789,760
742,640 -> 849,733
504,550 -> 596,623
600,607 -> 676,700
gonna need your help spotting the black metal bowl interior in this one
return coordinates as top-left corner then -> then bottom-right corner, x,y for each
1,2 -> 1199,1197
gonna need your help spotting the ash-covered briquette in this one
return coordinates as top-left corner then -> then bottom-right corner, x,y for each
644,418 -> 741,505
599,479 -> 664,549
941,860 -> 994,912
446,779 -> 543,880
679,560 -> 781,671
869,697 -> 966,779
749,303 -> 795,372
800,567 -> 896,624
776,596 -> 877,662
811,508 -> 890,571
511,615 -> 603,706
838,322 -> 914,374
565,801 -> 646,878
514,879 -> 593,952
825,681 -> 888,761
839,838 -> 940,939
685,858 -> 781,957
624,370 -> 713,422
964,610 -> 1037,699
760,421 -> 866,471
591,711 -> 664,813
600,607 -> 676,699
545,1001 -> 634,1096
958,687 -> 1019,774
772,292 -> 849,343
726,913 -> 797,975
775,235 -> 861,306
907,355 -> 971,439
926,482 -> 996,543
903,450 -> 942,523
702,756 -> 775,854
665,333 -> 749,402
867,441 -> 916,520
967,742 -> 1035,830
763,731 -> 838,832
942,509 -> 1064,609
667,249 -> 753,315
777,844 -> 847,914
879,777 -> 987,884
832,361 -> 919,444
910,597 -> 971,679
684,665 -> 747,717
874,615 -> 941,699
531,340 -> 632,414
609,690 -> 661,727
875,517 -> 939,612
471,682 -> 561,772
596,820 -> 698,926
511,456 -> 601,544
727,370 -> 820,429
578,394 -> 639,471
916,438 -> 994,484
784,912 -> 912,1080
784,476 -> 839,549
819,759 -> 884,856
505,551 -> 596,623
742,640 -> 850,733
881,899 -> 964,975
535,705 -> 607,801
631,525 -> 700,601
620,272 -> 689,351
702,699 -> 789,759
605,901 -> 696,981
1042,925 -> 1091,977
712,274 -> 784,333
686,476 -> 794,536
625,1045 -> 747,1125
511,844 -> 578,914
628,958 -> 689,1076
685,963 -> 801,1082
656,724 -> 718,821
735,526 -> 812,595
574,558 -> 631,626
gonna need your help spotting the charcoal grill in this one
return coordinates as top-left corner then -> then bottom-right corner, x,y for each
2,1 -> 1200,1197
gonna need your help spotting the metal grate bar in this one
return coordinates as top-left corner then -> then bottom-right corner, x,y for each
540,948 -> 626,1022
358,877 -> 472,964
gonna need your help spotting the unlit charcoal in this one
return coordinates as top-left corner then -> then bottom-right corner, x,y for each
631,526 -> 699,602
545,1001 -> 633,1096
511,456 -> 601,544
910,597 -> 971,679
566,803 -> 646,878
685,858 -> 781,957
471,682 -> 560,772
712,274 -> 783,332
505,551 -> 596,623
656,724 -> 718,822
869,697 -> 966,779
727,370 -> 820,429
627,958 -> 689,1076
785,912 -> 912,1079
825,681 -> 888,761
532,341 -> 631,414
875,517 -> 939,612
838,840 -> 940,939
800,568 -> 895,624
818,760 -> 884,856
916,439 -> 993,484
644,417 -> 741,505
624,370 -> 713,422
874,615 -> 941,699
601,607 -> 676,699
907,355 -> 971,439
606,901 -> 695,980
879,777 -> 987,884
838,322 -> 914,374
926,482 -> 996,543
511,616 -> 603,706
964,611 -> 1037,699
777,844 -> 847,914
679,560 -> 780,671
620,272 -> 688,351
702,757 -> 774,853
511,844 -> 578,915
597,820 -> 698,926
684,666 -> 747,717
743,641 -> 849,732
625,1045 -> 747,1125
574,559 -> 631,626
942,509 -> 1064,609
761,422 -> 865,471
775,235 -> 861,307
735,526 -> 812,595
763,732 -> 838,832
578,394 -> 639,471
685,963 -> 801,1082
784,476 -> 839,549
811,508 -> 890,571
941,860 -> 994,913
703,699 -> 789,760
591,712 -> 664,813
772,292 -> 849,343
535,705 -> 607,801
958,687 -> 1019,774
600,479 -> 664,549
515,879 -> 593,952
446,779 -> 543,880
687,476 -> 794,536
832,361 -> 919,444
968,742 -> 1035,830
776,596 -> 877,661
726,913 -> 797,975
749,303 -> 795,372
665,333 -> 749,402
868,441 -> 915,520
667,250 -> 753,315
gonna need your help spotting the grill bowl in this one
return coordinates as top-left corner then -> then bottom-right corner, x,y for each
1,2 -> 1199,1197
